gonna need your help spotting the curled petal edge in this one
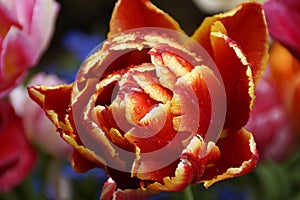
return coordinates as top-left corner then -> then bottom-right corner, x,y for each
201,128 -> 258,188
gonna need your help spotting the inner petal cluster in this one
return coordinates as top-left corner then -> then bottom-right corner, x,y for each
92,47 -> 213,163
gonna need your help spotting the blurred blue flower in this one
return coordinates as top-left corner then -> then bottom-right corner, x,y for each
62,30 -> 105,62
61,162 -> 107,181
148,192 -> 170,200
44,63 -> 77,83
44,30 -> 105,83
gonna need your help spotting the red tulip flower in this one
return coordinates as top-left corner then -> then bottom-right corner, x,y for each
27,0 -> 268,198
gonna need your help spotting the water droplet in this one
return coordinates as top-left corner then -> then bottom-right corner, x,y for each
134,106 -> 142,114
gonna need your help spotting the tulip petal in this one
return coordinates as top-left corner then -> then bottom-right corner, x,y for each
144,136 -> 220,192
29,0 -> 60,61
200,128 -> 258,188
0,1 -> 20,36
171,65 -> 222,139
100,178 -> 117,200
108,0 -> 183,37
71,150 -> 98,173
125,102 -> 180,153
27,85 -> 105,172
0,28 -> 35,98
63,124 -> 113,173
191,3 -> 269,131
192,2 -> 268,83
145,160 -> 194,192
100,177 -> 158,200
210,31 -> 254,131
27,84 -> 73,127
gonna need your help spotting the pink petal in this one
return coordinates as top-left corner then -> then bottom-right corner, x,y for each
0,101 -> 37,193
264,0 -> 300,60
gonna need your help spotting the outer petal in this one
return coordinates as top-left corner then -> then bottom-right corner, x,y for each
0,28 -> 34,98
192,2 -> 269,83
0,1 -> 20,37
27,84 -> 73,126
27,85 -> 103,172
108,0 -> 183,37
210,31 -> 254,131
192,2 -> 268,131
100,178 -> 158,200
200,128 -> 258,188
71,150 -> 98,173
29,0 -> 60,62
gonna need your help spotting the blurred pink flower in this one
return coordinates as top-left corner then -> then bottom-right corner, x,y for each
264,0 -> 300,60
0,0 -> 59,98
0,100 -> 37,193
10,73 -> 72,159
245,69 -> 298,162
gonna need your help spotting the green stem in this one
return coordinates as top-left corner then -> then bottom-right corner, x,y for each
182,185 -> 194,200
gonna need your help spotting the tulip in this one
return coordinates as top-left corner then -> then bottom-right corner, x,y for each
0,101 -> 37,193
27,0 -> 268,198
0,0 -> 59,98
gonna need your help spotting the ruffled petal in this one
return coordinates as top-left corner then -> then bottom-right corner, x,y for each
200,128 -> 258,188
28,85 -> 106,172
210,31 -> 254,131
144,136 -> 220,192
192,2 -> 269,83
145,162 -> 193,192
191,3 -> 269,132
108,0 -> 183,37
100,178 -> 158,200
27,84 -> 73,127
